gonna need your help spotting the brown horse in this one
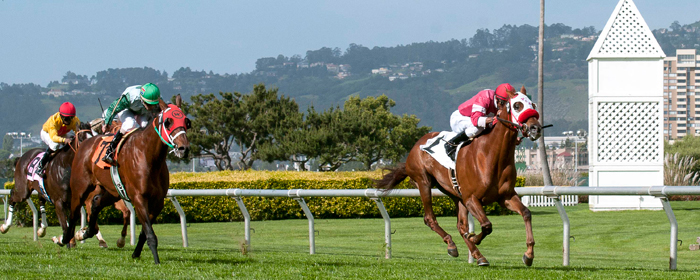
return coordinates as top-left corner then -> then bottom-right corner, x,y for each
1,124 -> 93,243
65,96 -> 190,264
375,86 -> 542,266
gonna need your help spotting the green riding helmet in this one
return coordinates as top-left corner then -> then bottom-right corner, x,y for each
140,83 -> 161,105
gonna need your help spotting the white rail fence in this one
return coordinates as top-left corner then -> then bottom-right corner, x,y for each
1,186 -> 697,270
522,195 -> 579,207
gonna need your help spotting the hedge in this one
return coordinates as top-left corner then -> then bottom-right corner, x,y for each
3,171 -> 526,226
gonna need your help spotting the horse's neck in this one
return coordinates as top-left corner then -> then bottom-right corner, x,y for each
472,117 -> 518,166
133,122 -> 169,162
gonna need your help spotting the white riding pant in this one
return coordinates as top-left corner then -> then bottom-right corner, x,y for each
40,130 -> 74,151
104,109 -> 149,134
449,110 -> 483,138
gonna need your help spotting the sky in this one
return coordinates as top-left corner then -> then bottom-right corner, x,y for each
1,0 -> 698,85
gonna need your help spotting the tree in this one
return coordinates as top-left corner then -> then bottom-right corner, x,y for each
235,84 -> 300,170
179,91 -> 245,170
343,95 -> 431,170
2,134 -> 13,152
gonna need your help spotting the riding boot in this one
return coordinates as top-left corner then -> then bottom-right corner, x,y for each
102,131 -> 123,165
36,147 -> 53,175
445,132 -> 470,161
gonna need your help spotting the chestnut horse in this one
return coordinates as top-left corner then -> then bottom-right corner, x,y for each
376,86 -> 542,266
64,96 -> 190,264
2,124 -> 93,242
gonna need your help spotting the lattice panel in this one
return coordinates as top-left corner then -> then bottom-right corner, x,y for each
597,102 -> 660,163
596,0 -> 662,56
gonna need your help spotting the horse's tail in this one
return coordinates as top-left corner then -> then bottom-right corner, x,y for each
374,163 -> 408,191
13,157 -> 20,171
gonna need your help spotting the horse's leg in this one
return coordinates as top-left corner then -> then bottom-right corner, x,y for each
116,200 -> 129,248
51,200 -> 69,246
79,192 -> 118,241
37,198 -> 48,237
415,178 -> 458,257
132,227 -> 147,259
502,195 -> 535,266
1,183 -> 31,233
466,195 -> 492,245
455,199 -> 486,265
131,196 -> 160,264
464,195 -> 492,266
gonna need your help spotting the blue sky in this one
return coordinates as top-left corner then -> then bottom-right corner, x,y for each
0,0 -> 697,85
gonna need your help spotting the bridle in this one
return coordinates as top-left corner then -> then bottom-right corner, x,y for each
153,106 -> 187,150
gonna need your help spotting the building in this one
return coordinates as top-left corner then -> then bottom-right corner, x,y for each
663,49 -> 700,140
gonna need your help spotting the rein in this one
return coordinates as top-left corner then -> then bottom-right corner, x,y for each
68,129 -> 95,153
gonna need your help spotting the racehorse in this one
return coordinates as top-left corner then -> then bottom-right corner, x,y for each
2,123 -> 93,244
65,96 -> 190,264
375,86 -> 542,266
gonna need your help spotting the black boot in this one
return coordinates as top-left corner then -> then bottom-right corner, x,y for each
36,148 -> 53,175
444,132 -> 470,161
102,131 -> 123,165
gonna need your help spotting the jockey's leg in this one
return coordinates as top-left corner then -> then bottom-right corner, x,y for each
37,131 -> 62,174
103,111 -> 136,164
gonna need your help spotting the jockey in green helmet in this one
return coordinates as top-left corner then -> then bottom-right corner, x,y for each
101,83 -> 161,164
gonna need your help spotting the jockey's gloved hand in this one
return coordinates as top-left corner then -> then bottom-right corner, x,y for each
63,138 -> 72,144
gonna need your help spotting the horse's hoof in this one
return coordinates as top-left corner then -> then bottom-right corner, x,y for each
523,254 -> 534,267
132,253 -> 141,259
0,224 -> 8,234
52,236 -> 65,247
477,257 -> 490,266
75,227 -> 87,241
447,248 -> 459,257
116,237 -> 125,248
99,240 -> 108,248
38,227 -> 47,238
69,239 -> 76,248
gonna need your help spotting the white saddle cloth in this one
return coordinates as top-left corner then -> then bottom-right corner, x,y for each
420,131 -> 459,170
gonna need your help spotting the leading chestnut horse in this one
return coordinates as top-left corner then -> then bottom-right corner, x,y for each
376,86 -> 542,266
64,96 -> 190,264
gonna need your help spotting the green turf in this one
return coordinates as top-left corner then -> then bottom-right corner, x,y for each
1,202 -> 700,279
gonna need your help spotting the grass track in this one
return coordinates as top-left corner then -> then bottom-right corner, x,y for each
1,202 -> 700,279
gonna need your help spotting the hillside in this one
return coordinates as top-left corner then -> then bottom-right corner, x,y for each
1,20 -> 699,149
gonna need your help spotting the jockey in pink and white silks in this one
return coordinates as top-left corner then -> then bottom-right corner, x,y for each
444,83 -> 515,160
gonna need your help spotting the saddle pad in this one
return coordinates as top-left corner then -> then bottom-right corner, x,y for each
92,135 -> 115,169
91,128 -> 137,169
420,131 -> 458,170
25,152 -> 52,203
26,152 -> 46,181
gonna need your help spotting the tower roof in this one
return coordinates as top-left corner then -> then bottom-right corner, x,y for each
587,0 -> 665,60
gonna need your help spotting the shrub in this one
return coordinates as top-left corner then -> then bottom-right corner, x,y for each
4,171 -> 526,225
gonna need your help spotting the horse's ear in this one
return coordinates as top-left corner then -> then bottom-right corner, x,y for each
521,86 -> 526,95
175,94 -> 182,108
158,98 -> 168,111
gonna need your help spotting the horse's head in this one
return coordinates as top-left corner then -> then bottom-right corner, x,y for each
156,95 -> 191,158
495,86 -> 542,141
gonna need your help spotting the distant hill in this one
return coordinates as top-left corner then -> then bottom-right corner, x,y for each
1,20 -> 699,147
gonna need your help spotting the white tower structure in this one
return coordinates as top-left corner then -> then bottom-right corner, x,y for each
587,0 -> 665,211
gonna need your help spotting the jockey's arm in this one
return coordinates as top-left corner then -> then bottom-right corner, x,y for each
42,113 -> 67,143
470,95 -> 494,128
103,96 -> 129,125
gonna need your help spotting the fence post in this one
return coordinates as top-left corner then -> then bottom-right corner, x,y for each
170,196 -> 188,247
552,197 -> 570,266
468,213 -> 475,264
233,196 -> 251,250
124,201 -> 136,246
293,197 -> 315,255
660,197 -> 678,270
26,199 -> 38,241
370,197 -> 391,259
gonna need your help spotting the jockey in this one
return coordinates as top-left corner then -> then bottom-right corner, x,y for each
101,83 -> 161,165
445,83 -> 515,160
37,102 -> 80,173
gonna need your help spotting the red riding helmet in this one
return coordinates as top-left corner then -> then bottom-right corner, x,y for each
495,83 -> 515,101
59,102 -> 76,117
